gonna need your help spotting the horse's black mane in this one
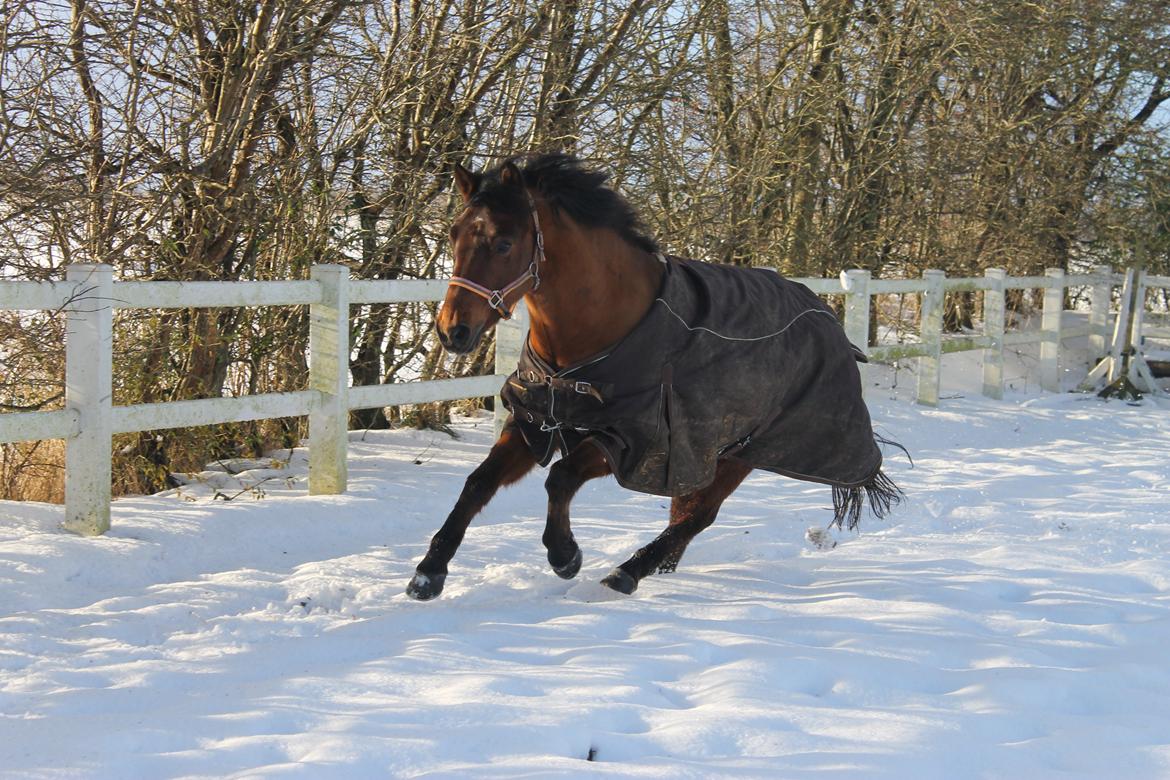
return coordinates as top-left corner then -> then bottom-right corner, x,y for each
473,153 -> 659,254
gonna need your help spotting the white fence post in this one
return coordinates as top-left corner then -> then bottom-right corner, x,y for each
1107,268 -> 1136,384
917,269 -> 945,406
1040,267 -> 1065,393
493,300 -> 528,437
309,265 -> 349,495
1089,264 -> 1112,359
1127,268 -> 1160,392
843,270 -> 871,394
64,264 -> 113,535
982,268 -> 1006,400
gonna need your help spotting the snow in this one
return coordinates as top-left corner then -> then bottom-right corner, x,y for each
3,352 -> 1170,778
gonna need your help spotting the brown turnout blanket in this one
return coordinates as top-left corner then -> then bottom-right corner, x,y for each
501,256 -> 894,527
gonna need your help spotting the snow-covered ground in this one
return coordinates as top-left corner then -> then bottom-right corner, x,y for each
2,351 -> 1170,778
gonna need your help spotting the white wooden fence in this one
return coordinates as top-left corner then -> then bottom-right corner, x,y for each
0,263 -> 1164,536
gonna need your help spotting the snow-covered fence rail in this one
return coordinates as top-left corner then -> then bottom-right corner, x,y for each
837,266 -> 1123,404
0,264 -> 525,535
0,263 -> 1140,536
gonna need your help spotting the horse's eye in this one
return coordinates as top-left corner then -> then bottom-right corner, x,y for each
495,240 -> 513,254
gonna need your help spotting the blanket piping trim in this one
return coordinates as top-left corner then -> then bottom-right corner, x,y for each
653,297 -> 841,343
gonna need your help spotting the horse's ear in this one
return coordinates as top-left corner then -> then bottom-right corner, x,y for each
453,163 -> 479,203
499,160 -> 524,189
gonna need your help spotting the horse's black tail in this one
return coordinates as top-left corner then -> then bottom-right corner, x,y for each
831,469 -> 903,531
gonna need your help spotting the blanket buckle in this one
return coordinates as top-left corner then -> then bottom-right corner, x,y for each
570,379 -> 604,403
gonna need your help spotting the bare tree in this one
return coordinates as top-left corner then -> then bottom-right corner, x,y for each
1,0 -> 1166,498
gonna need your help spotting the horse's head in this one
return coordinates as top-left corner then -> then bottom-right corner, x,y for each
437,160 -> 542,354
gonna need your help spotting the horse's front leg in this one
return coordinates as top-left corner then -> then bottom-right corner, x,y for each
406,422 -> 537,600
601,457 -> 752,595
543,441 -> 611,579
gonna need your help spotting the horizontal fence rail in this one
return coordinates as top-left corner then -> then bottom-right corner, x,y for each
0,263 -> 523,535
1,262 -> 1163,535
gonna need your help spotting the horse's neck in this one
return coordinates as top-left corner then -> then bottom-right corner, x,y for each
523,216 -> 662,369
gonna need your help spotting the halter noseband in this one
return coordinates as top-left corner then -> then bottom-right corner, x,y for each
447,193 -> 546,320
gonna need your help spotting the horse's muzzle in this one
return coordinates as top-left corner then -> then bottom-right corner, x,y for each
436,321 -> 483,354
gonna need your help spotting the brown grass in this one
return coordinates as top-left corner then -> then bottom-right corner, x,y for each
0,440 -> 65,504
0,417 -> 310,504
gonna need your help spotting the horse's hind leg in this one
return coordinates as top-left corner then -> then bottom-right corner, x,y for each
406,421 -> 537,600
543,441 -> 611,579
601,457 -> 752,595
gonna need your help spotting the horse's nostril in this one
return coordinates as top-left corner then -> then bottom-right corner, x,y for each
440,323 -> 474,353
450,324 -> 471,347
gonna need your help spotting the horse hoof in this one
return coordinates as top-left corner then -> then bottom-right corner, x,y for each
405,571 -> 446,601
552,547 -> 583,579
600,567 -> 637,595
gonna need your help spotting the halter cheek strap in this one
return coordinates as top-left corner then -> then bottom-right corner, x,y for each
447,195 -> 546,320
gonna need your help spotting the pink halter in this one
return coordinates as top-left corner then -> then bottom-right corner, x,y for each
447,194 -> 546,320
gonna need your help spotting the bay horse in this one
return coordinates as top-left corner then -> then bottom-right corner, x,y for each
406,154 -> 899,600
